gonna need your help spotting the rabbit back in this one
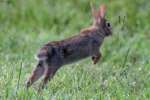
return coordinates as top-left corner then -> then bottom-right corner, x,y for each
60,34 -> 102,64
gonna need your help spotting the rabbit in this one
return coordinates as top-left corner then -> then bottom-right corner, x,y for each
26,4 -> 112,89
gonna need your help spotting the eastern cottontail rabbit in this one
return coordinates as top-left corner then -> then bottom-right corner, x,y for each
26,4 -> 112,89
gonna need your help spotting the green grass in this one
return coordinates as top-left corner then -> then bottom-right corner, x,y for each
0,0 -> 150,99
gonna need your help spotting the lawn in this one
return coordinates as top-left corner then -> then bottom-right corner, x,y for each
0,0 -> 150,99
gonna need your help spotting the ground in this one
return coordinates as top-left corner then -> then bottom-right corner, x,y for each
0,0 -> 150,99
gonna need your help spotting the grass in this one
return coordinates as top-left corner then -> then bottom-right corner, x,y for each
0,0 -> 150,99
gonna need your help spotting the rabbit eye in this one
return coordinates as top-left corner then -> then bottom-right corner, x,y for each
106,22 -> 111,28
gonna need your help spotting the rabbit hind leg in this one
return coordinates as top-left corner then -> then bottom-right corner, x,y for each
38,65 -> 59,91
26,61 -> 45,88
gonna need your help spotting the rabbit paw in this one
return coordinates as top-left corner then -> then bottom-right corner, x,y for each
92,52 -> 101,64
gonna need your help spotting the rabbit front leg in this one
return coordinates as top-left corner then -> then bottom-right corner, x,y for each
91,51 -> 101,64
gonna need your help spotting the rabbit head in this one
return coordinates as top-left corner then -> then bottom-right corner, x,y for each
91,4 -> 112,36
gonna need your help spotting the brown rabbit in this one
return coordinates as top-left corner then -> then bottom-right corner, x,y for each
26,4 -> 112,89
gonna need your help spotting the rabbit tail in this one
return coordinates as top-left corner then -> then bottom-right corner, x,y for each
35,45 -> 53,61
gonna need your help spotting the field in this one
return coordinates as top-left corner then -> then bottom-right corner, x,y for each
0,0 -> 150,99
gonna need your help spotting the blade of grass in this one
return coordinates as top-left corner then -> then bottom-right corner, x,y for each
16,61 -> 23,91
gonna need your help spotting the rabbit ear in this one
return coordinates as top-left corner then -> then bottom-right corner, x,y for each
91,3 -> 101,24
90,3 -> 98,18
98,4 -> 106,18
90,3 -> 97,16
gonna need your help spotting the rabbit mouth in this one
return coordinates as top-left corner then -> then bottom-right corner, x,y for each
104,28 -> 112,36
